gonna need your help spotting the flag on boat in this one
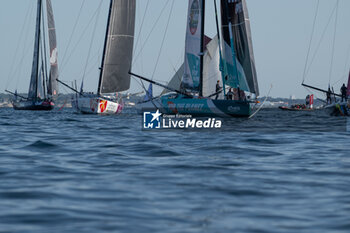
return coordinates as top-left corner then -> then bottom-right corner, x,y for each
309,94 -> 314,109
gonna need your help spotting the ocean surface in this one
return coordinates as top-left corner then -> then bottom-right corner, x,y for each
0,107 -> 349,233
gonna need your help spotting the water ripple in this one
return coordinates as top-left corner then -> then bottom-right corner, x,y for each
0,108 -> 349,233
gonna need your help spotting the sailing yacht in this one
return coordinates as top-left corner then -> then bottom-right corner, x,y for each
6,0 -> 58,111
132,0 -> 259,117
323,71 -> 350,116
70,0 -> 136,114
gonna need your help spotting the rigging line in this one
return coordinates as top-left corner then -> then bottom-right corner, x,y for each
343,44 -> 350,75
15,39 -> 35,89
40,34 -> 46,97
84,54 -> 102,78
41,2 -> 49,89
84,44 -> 104,78
133,0 -> 150,58
151,0 -> 175,80
302,0 -> 320,83
6,1 -> 34,89
131,76 -> 144,91
137,78 -> 159,110
332,74 -> 348,86
328,0 -> 339,85
305,3 -> 338,78
60,0 -> 85,66
59,3 -> 103,74
81,1 -> 103,84
168,59 -> 182,82
249,85 -> 273,119
132,0 -> 171,66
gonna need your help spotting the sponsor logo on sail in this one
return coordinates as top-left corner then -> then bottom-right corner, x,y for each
189,0 -> 200,35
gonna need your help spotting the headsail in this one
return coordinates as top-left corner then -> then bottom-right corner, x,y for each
220,0 -> 259,95
161,64 -> 184,95
164,36 -> 221,97
46,0 -> 58,97
202,35 -> 221,97
99,0 -> 136,94
182,0 -> 204,92
28,0 -> 42,100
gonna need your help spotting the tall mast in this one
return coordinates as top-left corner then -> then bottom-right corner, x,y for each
214,0 -> 226,96
97,0 -> 113,95
199,0 -> 205,96
35,0 -> 43,100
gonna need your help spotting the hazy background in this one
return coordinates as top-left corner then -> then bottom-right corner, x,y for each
1,0 -> 349,99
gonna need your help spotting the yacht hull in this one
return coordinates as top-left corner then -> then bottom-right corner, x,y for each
12,100 -> 54,111
72,96 -> 123,115
324,102 -> 350,116
138,96 -> 252,117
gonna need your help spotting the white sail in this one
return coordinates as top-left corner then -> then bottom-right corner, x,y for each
202,35 -> 221,97
161,64 -> 184,96
46,0 -> 58,97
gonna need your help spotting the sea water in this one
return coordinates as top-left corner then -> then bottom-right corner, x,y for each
0,107 -> 349,233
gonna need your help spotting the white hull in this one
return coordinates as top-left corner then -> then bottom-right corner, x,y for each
72,96 -> 123,114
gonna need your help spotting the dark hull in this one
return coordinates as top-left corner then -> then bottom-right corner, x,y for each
325,102 -> 349,116
13,101 -> 54,111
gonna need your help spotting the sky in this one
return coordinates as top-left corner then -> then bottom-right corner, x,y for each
0,0 -> 349,99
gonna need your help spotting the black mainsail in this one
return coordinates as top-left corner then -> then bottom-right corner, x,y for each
98,0 -> 136,94
28,0 -> 42,100
220,0 -> 259,95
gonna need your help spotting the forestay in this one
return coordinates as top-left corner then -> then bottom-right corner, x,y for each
347,71 -> 350,97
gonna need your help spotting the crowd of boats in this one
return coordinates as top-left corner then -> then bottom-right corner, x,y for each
4,0 -> 350,117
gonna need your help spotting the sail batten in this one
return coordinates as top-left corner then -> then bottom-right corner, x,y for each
220,0 -> 259,95
46,0 -> 58,97
99,0 -> 136,94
